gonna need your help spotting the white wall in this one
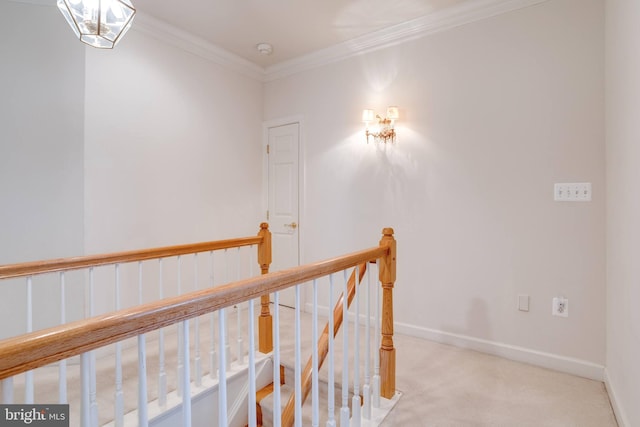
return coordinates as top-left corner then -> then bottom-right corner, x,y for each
0,1 -> 85,337
83,29 -> 264,314
0,5 -> 265,331
84,30 -> 264,254
0,1 -> 85,264
264,0 -> 606,372
605,1 -> 640,425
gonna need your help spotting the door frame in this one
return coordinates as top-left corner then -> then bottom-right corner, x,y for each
262,114 -> 306,273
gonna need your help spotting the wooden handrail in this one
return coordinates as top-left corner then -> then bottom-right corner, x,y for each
0,235 -> 263,280
281,262 -> 368,427
280,227 -> 397,424
0,245 -> 387,380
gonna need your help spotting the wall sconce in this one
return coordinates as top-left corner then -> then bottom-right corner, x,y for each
362,106 -> 399,143
57,0 -> 136,49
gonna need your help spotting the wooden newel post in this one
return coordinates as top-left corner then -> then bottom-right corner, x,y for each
379,227 -> 396,399
258,222 -> 273,353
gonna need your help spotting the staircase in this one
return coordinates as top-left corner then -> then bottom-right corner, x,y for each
259,361 -> 355,427
0,225 -> 398,427
255,306 -> 401,427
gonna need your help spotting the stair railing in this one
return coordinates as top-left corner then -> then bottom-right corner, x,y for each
0,226 -> 395,427
0,223 -> 274,427
279,227 -> 397,427
280,262 -> 367,427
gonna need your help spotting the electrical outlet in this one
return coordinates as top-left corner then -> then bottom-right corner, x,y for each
552,297 -> 569,317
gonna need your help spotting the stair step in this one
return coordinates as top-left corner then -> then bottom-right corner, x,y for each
255,307 -> 396,426
258,366 -> 355,427
280,362 -> 357,402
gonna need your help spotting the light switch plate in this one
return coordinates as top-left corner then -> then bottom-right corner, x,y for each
518,295 -> 530,312
554,183 -> 592,202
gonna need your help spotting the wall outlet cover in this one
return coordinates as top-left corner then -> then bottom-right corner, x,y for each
552,297 -> 569,317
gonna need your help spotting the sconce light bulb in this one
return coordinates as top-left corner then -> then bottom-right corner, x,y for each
362,109 -> 375,123
361,106 -> 399,144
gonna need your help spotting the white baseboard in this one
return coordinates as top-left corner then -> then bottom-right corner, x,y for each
303,302 -> 604,382
604,369 -> 629,427
394,321 -> 604,381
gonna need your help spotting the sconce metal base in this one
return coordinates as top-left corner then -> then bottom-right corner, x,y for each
365,128 -> 396,144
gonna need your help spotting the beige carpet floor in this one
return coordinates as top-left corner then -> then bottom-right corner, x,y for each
276,306 -> 618,427
377,332 -> 617,427
2,305 -> 618,427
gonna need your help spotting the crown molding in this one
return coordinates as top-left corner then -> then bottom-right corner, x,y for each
12,0 -> 550,83
7,1 -> 265,81
263,0 -> 550,82
132,13 -> 265,81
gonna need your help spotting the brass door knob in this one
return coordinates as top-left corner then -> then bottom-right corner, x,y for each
286,222 -> 298,229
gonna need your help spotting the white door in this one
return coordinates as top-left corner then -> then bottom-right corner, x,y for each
267,122 -> 300,308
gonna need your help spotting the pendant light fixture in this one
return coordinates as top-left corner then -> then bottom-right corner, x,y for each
57,0 -> 136,49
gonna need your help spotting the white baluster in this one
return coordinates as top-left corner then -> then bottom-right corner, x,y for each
326,274 -> 336,427
224,250 -> 231,370
247,247 -> 257,427
25,276 -> 33,404
340,270 -> 350,427
81,352 -> 91,427
218,309 -> 228,426
218,308 -> 231,371
2,378 -> 14,404
247,296 -> 257,427
312,279 -> 319,427
352,266 -> 361,427
210,310 -> 218,380
209,251 -> 218,380
138,260 -> 144,303
138,262 -> 149,427
235,304 -> 244,365
236,248 -> 244,365
177,256 -> 184,397
182,319 -> 192,427
138,334 -> 149,427
115,264 -> 124,427
362,264 -> 372,420
158,259 -> 167,407
273,292 -> 281,425
373,261 -> 381,408
91,352 -> 99,426
294,284 -> 302,427
80,267 -> 93,427
89,268 -> 98,426
194,253 -> 202,387
59,272 -> 67,404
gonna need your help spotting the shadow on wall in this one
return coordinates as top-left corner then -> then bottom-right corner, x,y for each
326,127 -> 433,224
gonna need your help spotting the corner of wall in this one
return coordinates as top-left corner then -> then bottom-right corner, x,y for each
604,369 -> 630,427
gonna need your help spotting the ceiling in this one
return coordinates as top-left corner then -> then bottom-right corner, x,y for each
133,0 -> 472,68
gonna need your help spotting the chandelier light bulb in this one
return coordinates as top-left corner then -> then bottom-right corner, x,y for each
57,0 -> 136,49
